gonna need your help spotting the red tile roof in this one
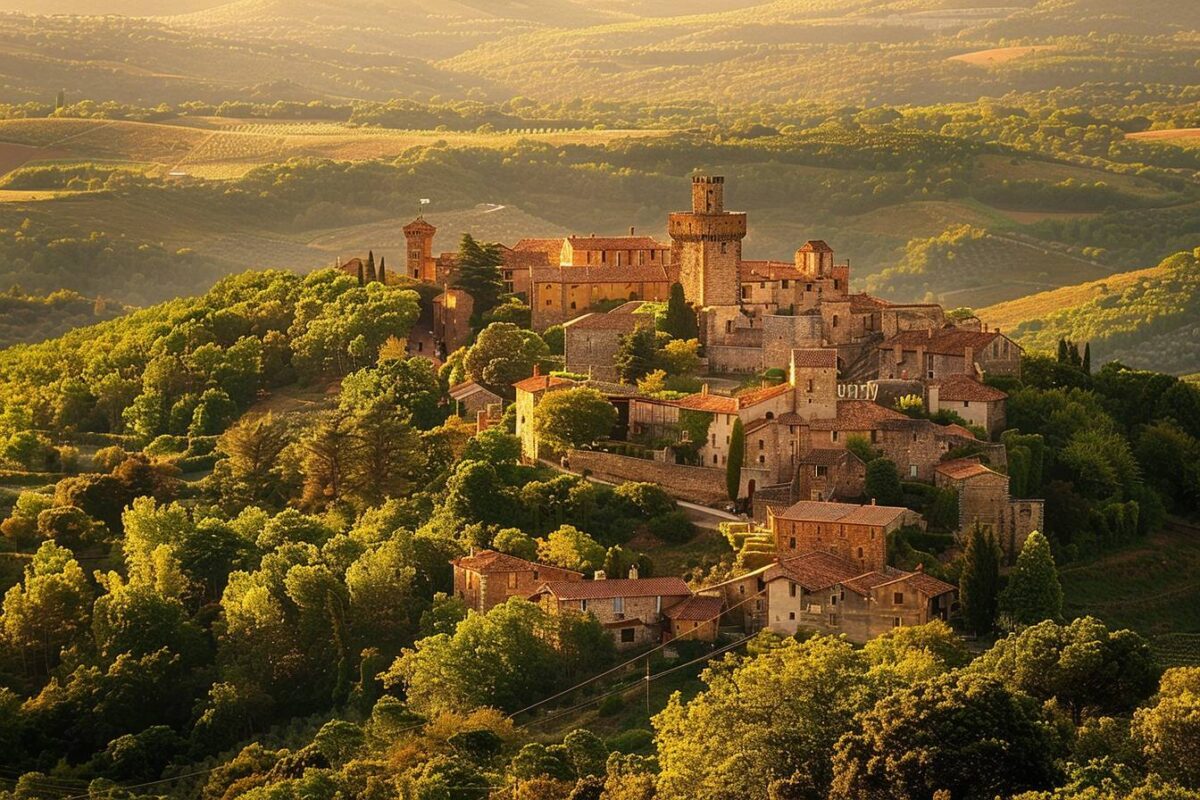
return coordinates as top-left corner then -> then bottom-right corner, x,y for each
797,240 -> 834,253
932,373 -> 1008,402
791,348 -> 838,369
663,594 -> 723,621
513,237 -> 565,255
739,260 -> 803,282
849,293 -> 890,312
675,382 -> 792,413
807,400 -> 909,431
514,374 -> 573,393
453,550 -> 580,576
536,577 -> 691,601
448,380 -> 501,401
763,551 -> 860,591
881,327 -> 1009,357
935,458 -> 1002,481
774,500 -> 909,527
841,570 -> 902,596
566,235 -> 668,251
877,570 -> 957,597
403,217 -> 436,234
563,310 -> 653,331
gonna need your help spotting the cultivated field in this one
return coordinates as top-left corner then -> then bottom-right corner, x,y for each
977,264 -> 1165,331
948,45 -> 1059,66
1126,128 -> 1200,147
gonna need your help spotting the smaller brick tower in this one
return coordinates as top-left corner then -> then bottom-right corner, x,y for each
403,217 -> 437,282
668,176 -> 747,307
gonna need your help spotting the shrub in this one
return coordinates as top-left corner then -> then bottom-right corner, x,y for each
606,728 -> 654,754
647,510 -> 696,544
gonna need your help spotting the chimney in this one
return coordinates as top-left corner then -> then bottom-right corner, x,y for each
927,327 -> 933,339
870,498 -> 877,506
628,565 -> 639,580
532,363 -> 541,378
915,563 -> 924,573
594,570 -> 607,581
701,383 -> 710,395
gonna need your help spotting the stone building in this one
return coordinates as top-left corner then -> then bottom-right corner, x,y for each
529,264 -> 676,330
563,303 -> 655,382
515,368 -> 573,463
663,594 -> 723,643
669,175 -> 746,308
448,380 -> 503,419
767,499 -> 917,573
927,373 -> 1008,437
432,288 -> 473,357
762,553 -> 956,643
532,575 -> 697,650
879,327 -> 1023,382
404,217 -> 439,282
452,550 -> 582,613
934,458 -> 1045,561
794,448 -> 867,503
561,233 -> 671,268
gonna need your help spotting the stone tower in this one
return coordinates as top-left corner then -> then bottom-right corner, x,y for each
668,176 -> 747,307
403,217 -> 437,282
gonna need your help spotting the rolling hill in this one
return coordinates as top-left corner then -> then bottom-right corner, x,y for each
978,249 -> 1200,373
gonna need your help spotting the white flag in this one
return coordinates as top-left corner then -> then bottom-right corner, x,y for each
420,198 -> 431,205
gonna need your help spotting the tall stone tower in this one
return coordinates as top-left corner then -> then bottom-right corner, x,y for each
403,217 -> 437,282
668,176 -> 747,307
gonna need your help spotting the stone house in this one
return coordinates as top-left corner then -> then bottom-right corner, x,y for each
432,288 -> 473,357
529,264 -> 677,331
934,458 -> 1045,561
662,594 -> 723,643
927,373 -> 1008,438
515,369 -> 574,463
768,499 -> 917,573
561,234 -> 671,268
794,448 -> 867,502
762,552 -> 957,643
878,327 -> 1023,382
448,380 -> 503,419
403,217 -> 439,283
452,550 -> 582,614
563,303 -> 655,382
532,575 -> 695,650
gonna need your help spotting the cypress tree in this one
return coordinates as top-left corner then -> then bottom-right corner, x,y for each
1056,338 -> 1069,364
726,417 -> 745,502
356,260 -> 364,287
663,282 -> 698,340
377,256 -> 386,285
1082,342 -> 1091,374
365,250 -> 377,283
999,531 -> 1063,627
960,523 -> 1001,637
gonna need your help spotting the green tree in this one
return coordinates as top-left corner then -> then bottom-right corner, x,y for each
970,617 -> 1159,726
865,458 -> 904,506
533,388 -> 617,453
1,541 -> 94,675
615,327 -> 658,384
189,388 -> 239,436
493,528 -> 538,561
215,412 -> 291,504
726,417 -> 744,501
654,635 -> 873,800
339,356 -> 446,430
959,524 -> 1001,637
1000,531 -> 1063,627
537,525 -> 605,573
463,323 -> 548,396
455,234 -> 504,321
830,672 -> 1062,800
1132,667 -> 1200,789
662,283 -> 698,340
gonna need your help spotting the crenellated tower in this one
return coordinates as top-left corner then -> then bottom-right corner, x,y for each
404,217 -> 437,282
668,176 -> 747,307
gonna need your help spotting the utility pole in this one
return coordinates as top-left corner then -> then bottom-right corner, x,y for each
644,657 -> 651,717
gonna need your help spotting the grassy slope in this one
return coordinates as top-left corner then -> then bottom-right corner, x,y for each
1060,522 -> 1200,665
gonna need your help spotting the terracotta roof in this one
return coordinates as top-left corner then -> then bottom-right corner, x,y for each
791,348 -> 838,369
503,249 -> 552,268
850,293 -> 890,312
513,237 -> 565,255
448,380 -> 501,401
537,577 -> 691,601
932,373 -> 1008,402
663,594 -> 723,621
808,400 -> 909,431
797,240 -> 833,253
877,570 -> 957,597
453,550 -> 579,576
935,458 -> 1002,481
675,382 -> 792,414
739,260 -> 803,282
763,551 -> 860,591
774,500 -> 909,527
881,327 -> 1011,357
514,374 -> 573,393
799,448 -> 862,467
943,423 -> 977,439
563,311 -> 653,331
530,264 -> 678,284
842,570 -> 901,596
403,217 -> 436,234
566,235 -> 667,251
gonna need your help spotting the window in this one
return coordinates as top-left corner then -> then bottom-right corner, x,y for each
789,582 -> 797,598
789,536 -> 796,549
806,379 -> 814,393
721,242 -> 728,254
828,613 -> 838,626
755,600 -> 763,611
831,431 -> 839,442
963,400 -> 970,408
830,594 -> 838,606
909,465 -> 918,478
788,611 -> 796,620
739,585 -> 745,595
507,573 -> 517,589
614,596 -> 625,614
857,547 -> 863,559
545,299 -> 552,306
713,454 -> 719,464
893,592 -> 904,605
620,627 -> 636,643
816,465 -> 828,477
758,455 -> 765,464
782,280 -> 789,288
569,301 -> 576,309
533,570 -> 539,580
758,439 -> 765,450
581,599 -> 588,611
832,314 -> 839,328
893,617 -> 902,628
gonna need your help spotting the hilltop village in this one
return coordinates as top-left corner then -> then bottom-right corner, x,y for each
339,176 -> 1044,651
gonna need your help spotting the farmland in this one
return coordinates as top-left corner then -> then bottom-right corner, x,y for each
948,45 -> 1059,67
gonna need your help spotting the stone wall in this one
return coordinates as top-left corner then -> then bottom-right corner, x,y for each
762,314 -> 824,372
568,449 -> 769,505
